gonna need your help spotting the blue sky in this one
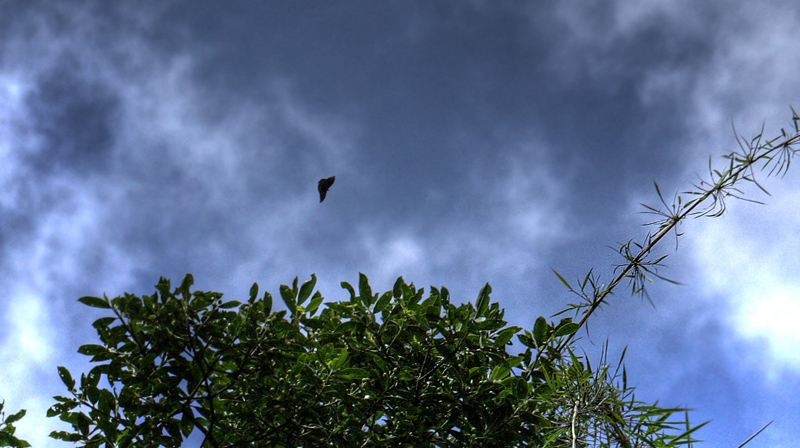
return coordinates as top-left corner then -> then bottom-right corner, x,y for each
1,1 -> 799,446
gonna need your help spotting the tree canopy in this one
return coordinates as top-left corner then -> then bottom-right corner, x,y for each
44,273 -> 701,447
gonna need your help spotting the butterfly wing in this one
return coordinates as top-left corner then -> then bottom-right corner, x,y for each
318,176 -> 335,202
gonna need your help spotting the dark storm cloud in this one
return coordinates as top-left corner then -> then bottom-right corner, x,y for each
147,0 -> 717,235
25,55 -> 120,175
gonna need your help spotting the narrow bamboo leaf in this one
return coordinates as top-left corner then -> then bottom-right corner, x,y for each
735,420 -> 772,448
551,269 -> 572,290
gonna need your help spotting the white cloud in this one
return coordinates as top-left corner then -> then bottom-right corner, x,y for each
690,187 -> 800,378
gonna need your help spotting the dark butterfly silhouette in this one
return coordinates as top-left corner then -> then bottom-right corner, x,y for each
318,176 -> 335,202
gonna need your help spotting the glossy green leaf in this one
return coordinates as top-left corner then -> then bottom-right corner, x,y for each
263,291 -> 273,314
358,272 -> 372,306
554,318 -> 580,337
220,300 -> 241,309
494,326 -> 521,346
517,332 -> 535,348
341,281 -> 356,303
78,296 -> 109,309
533,316 -> 548,345
489,365 -> 510,381
57,366 -> 75,390
280,284 -> 297,314
249,282 -> 259,304
475,283 -> 491,316
298,274 -> 317,305
3,408 -> 26,425
306,292 -> 324,315
392,276 -> 405,298
373,291 -> 392,313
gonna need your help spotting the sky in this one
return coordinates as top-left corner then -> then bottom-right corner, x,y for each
1,1 -> 799,446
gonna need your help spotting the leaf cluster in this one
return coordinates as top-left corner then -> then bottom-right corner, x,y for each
45,272 -> 703,448
0,401 -> 29,448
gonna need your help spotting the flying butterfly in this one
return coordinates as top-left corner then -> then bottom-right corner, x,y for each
318,176 -> 335,202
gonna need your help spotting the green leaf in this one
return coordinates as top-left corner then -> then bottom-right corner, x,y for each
249,282 -> 259,304
489,365 -> 511,381
393,277 -> 405,298
341,281 -> 356,302
87,367 -> 103,390
57,366 -> 75,390
49,430 -> 81,442
98,390 -> 115,414
533,317 -> 548,345
280,284 -> 297,315
181,410 -> 195,437
173,274 -> 194,301
77,412 -> 91,436
373,291 -> 393,313
220,300 -> 241,309
165,419 -> 182,440
4,409 -> 26,425
330,347 -> 348,370
77,345 -> 109,357
517,332 -> 535,348
551,269 -> 572,290
554,322 -> 580,337
554,318 -> 580,337
298,274 -> 317,306
78,296 -> 109,309
494,326 -> 521,346
358,272 -> 372,306
475,283 -> 491,316
263,291 -> 273,314
91,317 -> 116,331
306,292 -> 324,316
